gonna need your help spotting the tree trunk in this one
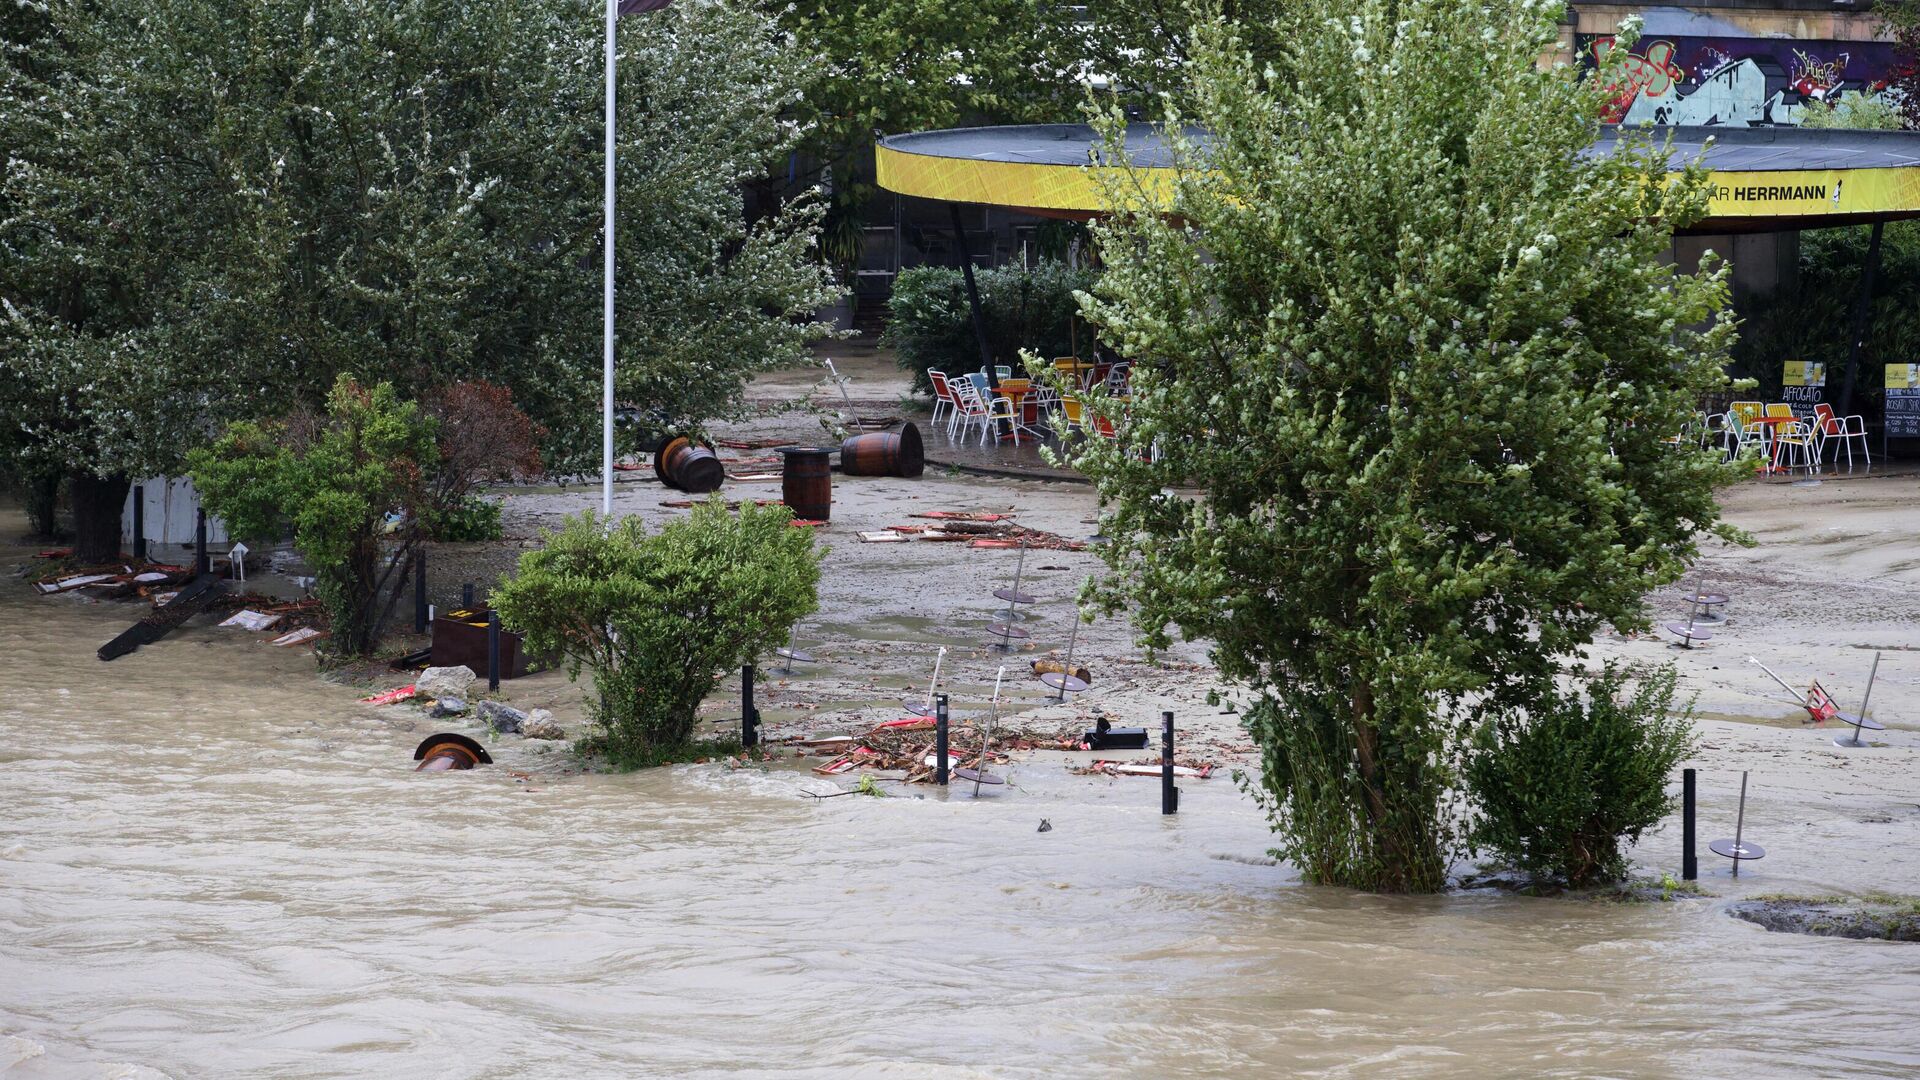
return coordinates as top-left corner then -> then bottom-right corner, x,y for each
24,472 -> 61,540
68,472 -> 130,564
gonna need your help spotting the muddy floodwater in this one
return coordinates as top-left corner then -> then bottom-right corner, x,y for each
5,566 -> 1920,1075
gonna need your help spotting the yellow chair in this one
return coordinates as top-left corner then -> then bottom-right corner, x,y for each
1765,403 -> 1794,420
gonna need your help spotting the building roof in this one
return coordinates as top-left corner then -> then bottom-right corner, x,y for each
876,123 -> 1920,232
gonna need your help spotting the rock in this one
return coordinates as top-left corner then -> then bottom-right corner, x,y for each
1728,899 -> 1920,941
477,700 -> 526,734
430,696 -> 469,718
417,665 -> 477,700
522,708 -> 565,740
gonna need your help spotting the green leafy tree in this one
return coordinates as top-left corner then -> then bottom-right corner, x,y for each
189,377 -> 437,658
1065,3 -> 1741,892
1077,1 -> 1291,98
492,503 -> 822,769
1466,663 -> 1696,887
884,262 -> 1099,393
2,0 -> 835,558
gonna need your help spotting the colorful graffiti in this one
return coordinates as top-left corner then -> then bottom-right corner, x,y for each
1580,35 -> 1903,126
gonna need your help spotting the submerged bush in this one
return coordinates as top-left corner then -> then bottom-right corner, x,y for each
1466,663 -> 1696,888
491,503 -> 820,768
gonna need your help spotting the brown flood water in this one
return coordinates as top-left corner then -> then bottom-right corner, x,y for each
3,564 -> 1919,1077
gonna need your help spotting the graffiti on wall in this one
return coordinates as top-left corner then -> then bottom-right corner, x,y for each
1579,35 -> 1903,126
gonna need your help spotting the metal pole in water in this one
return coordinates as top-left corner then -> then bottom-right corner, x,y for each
413,548 -> 428,635
976,666 -> 1005,797
1732,771 -> 1749,878
742,664 -> 758,748
487,610 -> 501,693
194,509 -> 208,577
132,486 -> 145,561
935,694 -> 950,786
1056,615 -> 1082,702
1161,710 -> 1177,815
1682,768 -> 1698,881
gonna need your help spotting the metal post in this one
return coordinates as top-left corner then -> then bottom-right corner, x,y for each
413,548 -> 428,634
194,509 -> 208,577
1682,768 -> 1697,881
934,694 -> 950,786
949,202 -> 1000,393
487,610 -> 501,693
1731,771 -> 1749,878
131,485 -> 146,561
601,0 -> 617,520
1838,220 -> 1884,417
462,582 -> 475,610
742,664 -> 758,748
1161,710 -> 1178,815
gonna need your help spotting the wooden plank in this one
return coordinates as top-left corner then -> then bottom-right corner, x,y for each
97,574 -> 226,661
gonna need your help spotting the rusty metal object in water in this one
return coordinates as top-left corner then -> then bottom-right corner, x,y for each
413,733 -> 493,771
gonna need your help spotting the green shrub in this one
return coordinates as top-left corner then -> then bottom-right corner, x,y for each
491,502 -> 821,769
1466,663 -> 1696,888
426,495 -> 503,542
883,261 -> 1098,394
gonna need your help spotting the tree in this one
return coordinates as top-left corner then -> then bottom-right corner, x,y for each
1065,2 -> 1741,892
492,504 -> 822,768
1077,1 -> 1291,98
189,377 -> 437,658
2,0 -> 836,559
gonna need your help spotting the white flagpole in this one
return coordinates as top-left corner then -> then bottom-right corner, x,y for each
601,0 -> 617,519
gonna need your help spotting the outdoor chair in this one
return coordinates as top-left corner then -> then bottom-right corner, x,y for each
1813,402 -> 1872,467
927,370 -> 957,429
1772,420 -> 1819,474
948,378 -> 993,442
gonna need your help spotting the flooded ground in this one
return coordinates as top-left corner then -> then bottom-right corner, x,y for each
7,353 -> 1920,1076
6,495 -> 1920,1078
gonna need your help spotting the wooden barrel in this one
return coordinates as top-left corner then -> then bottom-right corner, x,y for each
780,447 -> 833,522
839,422 -> 924,478
653,435 -> 724,493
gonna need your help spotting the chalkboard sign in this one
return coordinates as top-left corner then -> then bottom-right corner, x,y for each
1886,364 -> 1920,440
1781,360 -> 1826,421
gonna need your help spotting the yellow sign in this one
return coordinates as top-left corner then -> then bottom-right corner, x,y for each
1783,361 -> 1826,387
1886,363 -> 1920,390
1704,169 -> 1920,219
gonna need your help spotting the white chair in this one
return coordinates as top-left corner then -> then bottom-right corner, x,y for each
927,369 -> 956,430
948,378 -> 991,442
1821,411 -> 1872,467
1772,421 -> 1819,474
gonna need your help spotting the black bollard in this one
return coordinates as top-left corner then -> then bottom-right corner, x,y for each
413,549 -> 428,634
742,664 -> 758,748
131,486 -> 146,561
1682,768 -> 1698,881
487,610 -> 501,692
935,694 -> 950,786
194,508 -> 209,577
462,581 -> 475,610
1161,710 -> 1178,815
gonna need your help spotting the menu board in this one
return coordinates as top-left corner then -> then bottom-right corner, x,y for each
1885,364 -> 1920,439
1781,360 -> 1826,420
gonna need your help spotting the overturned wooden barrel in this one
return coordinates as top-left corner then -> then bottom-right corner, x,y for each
414,732 -> 493,772
653,435 -> 724,494
840,422 -> 924,478
780,446 -> 834,522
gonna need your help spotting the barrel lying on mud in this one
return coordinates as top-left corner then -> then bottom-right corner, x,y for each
839,422 -> 924,478
779,446 -> 834,522
653,436 -> 725,494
